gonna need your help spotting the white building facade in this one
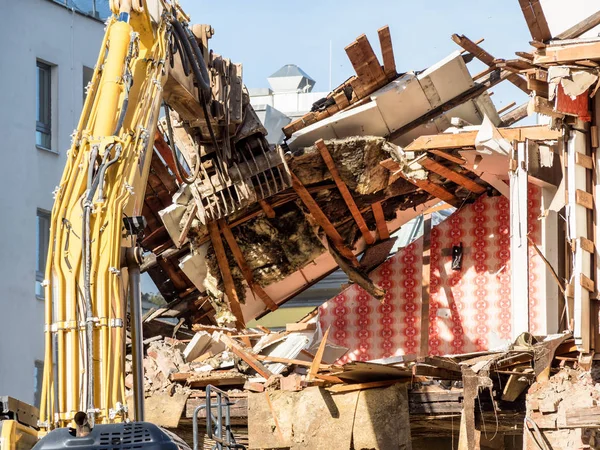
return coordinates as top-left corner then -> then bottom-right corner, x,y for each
249,64 -> 328,145
0,0 -> 105,406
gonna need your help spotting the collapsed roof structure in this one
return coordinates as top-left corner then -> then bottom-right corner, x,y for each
132,2 -> 600,449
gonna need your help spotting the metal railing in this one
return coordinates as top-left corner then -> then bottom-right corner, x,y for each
193,386 -> 246,450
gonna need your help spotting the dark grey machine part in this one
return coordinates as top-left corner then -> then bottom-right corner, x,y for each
32,422 -> 186,450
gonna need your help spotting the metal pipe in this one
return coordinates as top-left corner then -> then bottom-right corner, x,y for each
126,247 -> 144,421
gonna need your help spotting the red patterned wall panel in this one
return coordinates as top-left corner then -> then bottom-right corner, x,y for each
319,187 -> 545,363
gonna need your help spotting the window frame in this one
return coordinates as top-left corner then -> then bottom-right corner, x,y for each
36,60 -> 53,152
36,209 -> 51,300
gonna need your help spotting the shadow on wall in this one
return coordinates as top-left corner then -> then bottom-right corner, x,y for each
319,185 -> 544,362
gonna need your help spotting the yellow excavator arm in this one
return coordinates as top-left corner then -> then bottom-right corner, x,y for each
40,0 -> 173,431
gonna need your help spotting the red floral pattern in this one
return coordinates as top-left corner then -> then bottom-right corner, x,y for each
319,187 -> 544,361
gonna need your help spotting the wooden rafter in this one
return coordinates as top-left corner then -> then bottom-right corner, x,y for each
371,201 -> 390,241
534,40 -> 600,64
207,221 -> 245,329
428,150 -> 466,165
290,172 -> 359,266
218,219 -> 278,312
500,102 -> 530,127
404,125 -> 562,151
315,139 -> 375,245
377,25 -> 397,80
399,173 -> 461,208
451,34 -> 530,94
518,0 -> 552,42
420,158 -> 486,195
556,10 -> 600,40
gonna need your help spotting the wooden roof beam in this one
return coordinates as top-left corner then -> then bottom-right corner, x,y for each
377,25 -> 397,81
290,172 -> 359,266
218,219 -> 278,312
207,221 -> 246,329
451,34 -> 530,94
315,139 -> 375,245
420,158 -> 486,195
556,10 -> 600,40
518,0 -> 552,42
404,125 -> 562,152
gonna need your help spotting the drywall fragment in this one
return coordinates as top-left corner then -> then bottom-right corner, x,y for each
475,115 -> 513,156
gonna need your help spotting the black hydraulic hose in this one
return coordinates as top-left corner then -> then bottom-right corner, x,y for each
171,19 -> 210,98
163,103 -> 200,184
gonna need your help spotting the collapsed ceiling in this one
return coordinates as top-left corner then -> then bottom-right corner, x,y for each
141,25 -> 524,330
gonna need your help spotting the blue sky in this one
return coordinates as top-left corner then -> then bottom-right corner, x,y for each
180,0 -> 534,110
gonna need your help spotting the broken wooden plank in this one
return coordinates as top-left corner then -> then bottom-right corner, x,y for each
576,152 -> 594,170
412,364 -> 463,380
497,101 -> 517,115
254,354 -> 332,371
371,201 -> 389,241
259,199 -> 276,219
428,150 -> 466,165
405,126 -> 562,151
580,236 -> 595,254
500,102 -> 530,127
220,334 -> 273,379
580,273 -> 595,293
556,10 -> 600,40
327,379 -> 404,393
518,0 -> 552,42
576,189 -> 594,210
291,171 -> 359,265
534,40 -> 600,64
307,327 -> 330,382
398,172 -> 461,208
207,221 -> 245,329
345,34 -> 387,94
451,34 -> 530,94
420,157 -> 486,194
286,322 -> 317,332
218,219 -> 278,312
378,25 -> 397,80
316,139 -> 375,245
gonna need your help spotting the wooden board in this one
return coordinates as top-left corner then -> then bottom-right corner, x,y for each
307,327 -> 330,382
220,334 -> 273,379
518,0 -> 552,42
576,152 -> 594,170
556,10 -> 600,40
398,173 -> 461,208
371,201 -> 389,241
345,34 -> 387,96
316,139 -> 375,245
420,157 -> 486,194
207,221 -> 245,328
451,34 -> 529,94
534,40 -> 600,64
428,150 -> 466,165
218,219 -> 278,312
405,126 -> 562,151
291,172 -> 359,265
377,26 -> 396,80
576,189 -> 594,210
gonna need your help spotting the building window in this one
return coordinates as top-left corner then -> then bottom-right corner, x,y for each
83,66 -> 94,105
50,0 -> 112,21
36,210 -> 51,299
33,360 -> 44,409
36,61 -> 52,150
